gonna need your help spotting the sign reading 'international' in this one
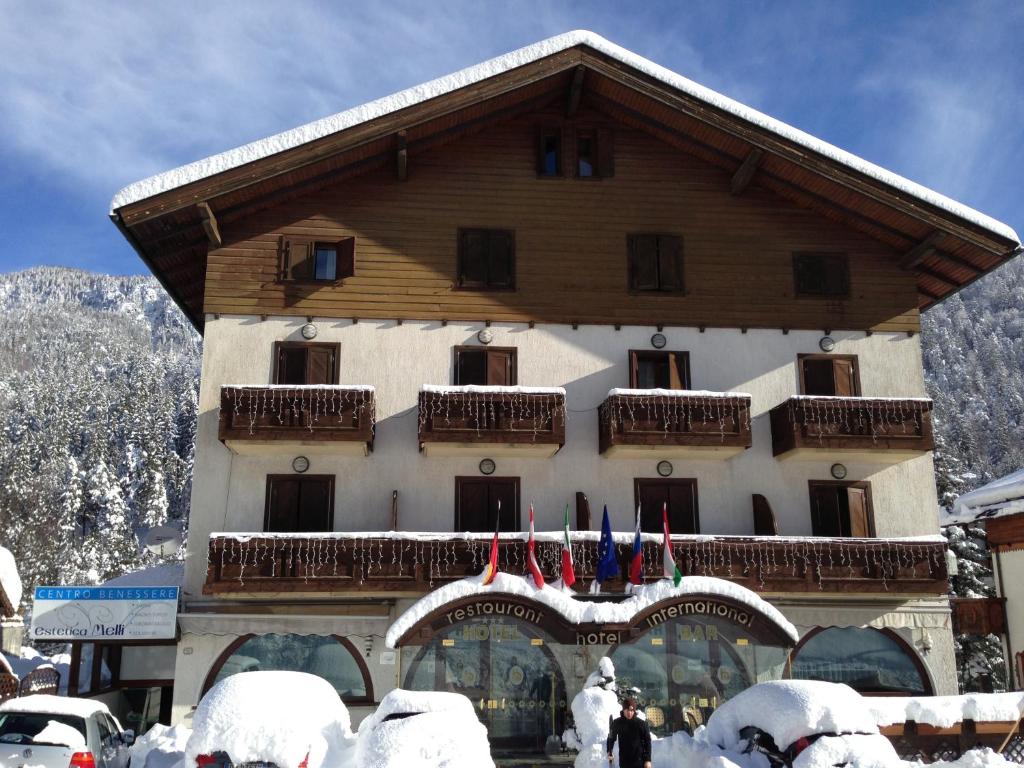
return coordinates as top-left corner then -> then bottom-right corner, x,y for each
30,586 -> 180,641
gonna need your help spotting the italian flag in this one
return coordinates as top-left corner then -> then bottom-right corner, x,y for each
561,504 -> 576,588
663,503 -> 682,586
526,504 -> 545,588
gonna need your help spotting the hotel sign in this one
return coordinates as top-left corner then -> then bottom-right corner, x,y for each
31,586 -> 179,641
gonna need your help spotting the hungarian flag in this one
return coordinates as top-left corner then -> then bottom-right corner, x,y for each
526,504 -> 545,588
561,504 -> 576,588
481,501 -> 501,585
628,504 -> 644,585
662,503 -> 683,586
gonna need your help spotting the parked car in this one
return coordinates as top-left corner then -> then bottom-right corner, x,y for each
706,680 -> 899,768
354,689 -> 493,768
184,671 -> 353,768
0,694 -> 133,768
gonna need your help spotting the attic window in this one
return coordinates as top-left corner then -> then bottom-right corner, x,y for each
793,253 -> 849,297
537,128 -> 562,176
280,237 -> 355,283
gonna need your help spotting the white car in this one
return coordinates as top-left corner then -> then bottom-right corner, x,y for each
706,680 -> 899,768
0,694 -> 133,768
185,671 -> 353,768
354,689 -> 493,768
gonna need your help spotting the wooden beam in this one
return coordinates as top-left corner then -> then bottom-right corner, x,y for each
916,263 -> 961,288
566,65 -> 585,117
918,285 -> 942,302
900,231 -> 943,269
396,130 -> 408,182
730,148 -> 763,195
931,248 -> 984,274
196,202 -> 222,248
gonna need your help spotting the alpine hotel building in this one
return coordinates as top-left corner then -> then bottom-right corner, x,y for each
110,32 -> 1021,757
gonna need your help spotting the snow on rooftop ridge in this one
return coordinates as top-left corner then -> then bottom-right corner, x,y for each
421,384 -> 566,395
866,692 -> 1024,729
943,468 -> 1024,525
608,388 -> 752,398
102,562 -> 184,588
0,693 -> 110,718
384,571 -> 797,648
109,30 -> 1019,245
0,545 -> 23,612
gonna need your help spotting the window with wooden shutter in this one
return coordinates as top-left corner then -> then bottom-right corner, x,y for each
274,342 -> 340,385
457,229 -> 515,290
809,481 -> 872,537
793,253 -> 849,297
537,127 -> 563,177
629,350 -> 690,389
798,354 -> 860,396
265,475 -> 334,532
634,478 -> 699,534
628,234 -> 683,292
279,236 -> 355,282
455,477 -> 520,532
454,347 -> 517,385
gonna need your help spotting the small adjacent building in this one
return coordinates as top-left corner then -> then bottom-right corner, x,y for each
109,31 -> 1021,758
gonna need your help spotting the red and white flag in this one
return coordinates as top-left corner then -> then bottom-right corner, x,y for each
561,504 -> 576,588
527,503 -> 545,588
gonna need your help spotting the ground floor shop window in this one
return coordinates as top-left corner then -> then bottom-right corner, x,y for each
204,633 -> 372,703
402,616 -> 566,755
791,626 -> 930,695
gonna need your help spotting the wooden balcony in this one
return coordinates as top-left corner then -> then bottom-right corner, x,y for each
417,386 -> 566,457
204,533 -> 948,596
951,597 -> 1007,636
598,389 -> 752,458
769,396 -> 933,462
219,385 -> 375,456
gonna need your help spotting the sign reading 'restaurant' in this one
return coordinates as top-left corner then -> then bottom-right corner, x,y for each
30,586 -> 179,641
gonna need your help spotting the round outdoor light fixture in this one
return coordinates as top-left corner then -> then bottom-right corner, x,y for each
651,333 -> 667,349
830,462 -> 848,480
479,458 -> 496,475
477,328 -> 494,345
301,322 -> 318,340
819,335 -> 836,352
657,460 -> 674,477
292,455 -> 310,473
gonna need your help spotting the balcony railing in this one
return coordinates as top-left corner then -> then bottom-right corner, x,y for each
417,385 -> 566,456
769,396 -> 933,460
219,385 -> 375,455
598,389 -> 752,457
204,532 -> 947,596
951,597 -> 1007,636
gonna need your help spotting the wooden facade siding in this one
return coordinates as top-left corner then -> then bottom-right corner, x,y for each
203,106 -> 921,332
985,514 -> 1024,551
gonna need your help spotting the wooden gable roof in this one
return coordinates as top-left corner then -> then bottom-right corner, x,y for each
110,31 -> 1021,332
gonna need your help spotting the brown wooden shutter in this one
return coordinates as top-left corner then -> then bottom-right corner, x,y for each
459,230 -> 488,287
597,127 -> 614,177
284,238 -> 313,281
667,352 -> 686,389
832,359 -> 857,396
846,487 -> 870,537
488,230 -> 515,288
485,349 -> 515,386
629,351 -> 641,388
307,346 -> 337,385
629,235 -> 659,290
335,237 -> 355,280
658,236 -> 683,292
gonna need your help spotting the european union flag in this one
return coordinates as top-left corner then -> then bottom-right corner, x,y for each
595,505 -> 619,585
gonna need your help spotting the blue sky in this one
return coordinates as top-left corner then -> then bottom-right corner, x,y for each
1,0 -> 1021,276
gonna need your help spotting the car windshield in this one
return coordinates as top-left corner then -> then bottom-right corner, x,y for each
0,712 -> 88,745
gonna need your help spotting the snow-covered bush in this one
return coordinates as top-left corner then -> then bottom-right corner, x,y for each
563,657 -> 623,768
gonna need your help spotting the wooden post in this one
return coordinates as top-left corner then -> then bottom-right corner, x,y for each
390,490 -> 399,531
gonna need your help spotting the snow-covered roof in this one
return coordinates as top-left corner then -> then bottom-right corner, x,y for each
0,693 -> 110,718
944,468 -> 1024,526
102,562 -> 184,588
866,692 -> 1024,729
385,571 -> 797,648
108,31 -> 1018,248
0,545 -> 23,614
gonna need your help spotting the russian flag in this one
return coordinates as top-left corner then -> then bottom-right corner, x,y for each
628,504 -> 643,585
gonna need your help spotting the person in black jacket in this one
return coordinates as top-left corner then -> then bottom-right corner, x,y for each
606,698 -> 652,768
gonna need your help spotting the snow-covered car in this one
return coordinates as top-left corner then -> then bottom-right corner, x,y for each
184,671 -> 353,768
354,689 -> 493,768
0,694 -> 134,768
705,680 -> 899,768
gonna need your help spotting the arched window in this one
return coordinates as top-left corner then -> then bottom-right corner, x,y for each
791,627 -> 931,695
202,634 -> 372,704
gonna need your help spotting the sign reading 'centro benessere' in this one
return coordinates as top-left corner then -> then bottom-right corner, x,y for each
31,586 -> 180,641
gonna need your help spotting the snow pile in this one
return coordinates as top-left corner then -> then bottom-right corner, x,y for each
563,658 -> 622,768
0,545 -> 23,611
0,694 -> 110,718
945,469 -> 1024,525
131,723 -> 192,768
793,734 -> 898,768
32,721 -> 87,749
185,671 -> 353,768
386,572 -> 797,648
866,692 -> 1024,729
354,689 -> 493,768
1,647 -> 71,691
928,750 -> 1018,768
706,681 -> 878,752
